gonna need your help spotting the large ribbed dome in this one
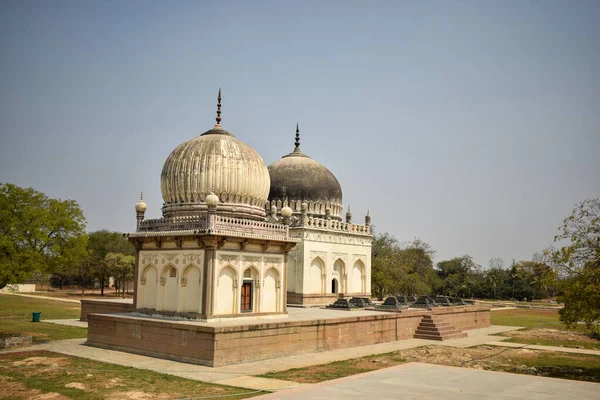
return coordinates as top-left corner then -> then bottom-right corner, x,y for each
160,93 -> 270,220
267,125 -> 343,219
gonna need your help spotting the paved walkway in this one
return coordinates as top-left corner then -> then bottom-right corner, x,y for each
254,362 -> 600,400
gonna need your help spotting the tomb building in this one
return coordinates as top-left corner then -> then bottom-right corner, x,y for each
267,124 -> 373,305
126,90 -> 296,321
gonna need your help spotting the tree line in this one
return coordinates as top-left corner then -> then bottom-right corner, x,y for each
371,236 -> 557,302
371,197 -> 599,332
0,183 -> 135,296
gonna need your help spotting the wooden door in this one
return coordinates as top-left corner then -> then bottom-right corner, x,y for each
241,282 -> 252,312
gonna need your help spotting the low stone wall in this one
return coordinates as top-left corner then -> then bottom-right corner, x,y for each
287,292 -> 338,306
80,299 -> 134,321
1,335 -> 32,349
87,306 -> 490,367
0,284 -> 36,293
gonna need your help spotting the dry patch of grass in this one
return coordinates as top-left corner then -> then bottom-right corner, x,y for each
501,328 -> 600,350
0,351 -> 260,400
260,352 -> 407,383
260,346 -> 600,384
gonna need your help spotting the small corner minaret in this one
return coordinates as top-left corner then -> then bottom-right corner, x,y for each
135,191 -> 147,231
346,206 -> 352,223
365,209 -> 371,226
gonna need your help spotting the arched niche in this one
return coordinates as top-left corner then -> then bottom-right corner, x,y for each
181,264 -> 201,313
161,265 -> 179,311
351,260 -> 365,293
140,264 -> 158,309
216,265 -> 236,315
309,257 -> 325,294
262,267 -> 280,313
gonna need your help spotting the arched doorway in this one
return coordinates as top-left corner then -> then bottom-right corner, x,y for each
331,278 -> 338,294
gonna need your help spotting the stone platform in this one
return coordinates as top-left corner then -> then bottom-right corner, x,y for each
86,305 -> 490,367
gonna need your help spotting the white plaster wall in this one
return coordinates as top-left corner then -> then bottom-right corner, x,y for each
182,266 -> 202,313
216,267 -> 235,315
214,251 -> 285,316
289,228 -> 372,296
141,266 -> 158,309
137,250 -> 204,312
262,269 -> 279,312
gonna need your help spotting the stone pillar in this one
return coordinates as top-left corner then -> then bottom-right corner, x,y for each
202,247 -> 216,316
132,241 -> 140,309
283,253 -> 288,312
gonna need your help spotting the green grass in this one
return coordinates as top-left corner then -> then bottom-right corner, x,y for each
0,350 -> 261,400
496,351 -> 600,382
491,308 -> 568,330
0,294 -> 87,342
259,352 -> 407,383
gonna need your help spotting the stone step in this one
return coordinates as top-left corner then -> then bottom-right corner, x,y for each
418,321 -> 451,328
415,326 -> 461,334
414,332 -> 468,341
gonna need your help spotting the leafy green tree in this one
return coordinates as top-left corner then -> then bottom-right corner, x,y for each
105,253 -> 135,298
552,199 -> 600,331
88,230 -> 135,295
436,255 -> 479,298
371,234 -> 437,298
0,183 -> 86,287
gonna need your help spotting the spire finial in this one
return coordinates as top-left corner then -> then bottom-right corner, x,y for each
294,123 -> 300,151
215,88 -> 222,127
140,190 -> 143,201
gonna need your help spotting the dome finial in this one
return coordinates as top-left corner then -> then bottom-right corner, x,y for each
215,88 -> 222,128
294,123 -> 300,152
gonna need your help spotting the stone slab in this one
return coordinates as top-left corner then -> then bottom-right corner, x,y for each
254,362 -> 600,400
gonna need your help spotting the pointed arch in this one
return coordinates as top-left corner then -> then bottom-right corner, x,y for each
161,264 -> 178,311
140,264 -> 158,309
351,259 -> 365,293
216,265 -> 236,315
333,258 -> 346,293
309,256 -> 325,294
181,264 -> 202,313
262,267 -> 281,313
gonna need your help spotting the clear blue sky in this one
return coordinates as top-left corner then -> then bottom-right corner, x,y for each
1,0 -> 599,268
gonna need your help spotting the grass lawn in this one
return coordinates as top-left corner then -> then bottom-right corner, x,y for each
0,294 -> 87,342
491,309 -> 567,329
260,352 -> 407,383
0,350 -> 260,400
259,345 -> 600,384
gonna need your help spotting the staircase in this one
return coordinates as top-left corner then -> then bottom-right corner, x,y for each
414,315 -> 468,341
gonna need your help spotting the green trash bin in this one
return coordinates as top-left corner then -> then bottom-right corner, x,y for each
32,312 -> 41,322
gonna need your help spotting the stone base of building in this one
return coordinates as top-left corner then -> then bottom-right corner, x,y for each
80,299 -> 134,321
86,306 -> 490,367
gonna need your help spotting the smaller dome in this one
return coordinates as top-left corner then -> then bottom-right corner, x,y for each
281,206 -> 293,217
268,125 -> 343,219
205,191 -> 219,207
135,192 -> 147,212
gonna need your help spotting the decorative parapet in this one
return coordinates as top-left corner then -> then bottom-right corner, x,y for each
131,213 -> 289,241
293,217 -> 371,235
139,215 -> 208,232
